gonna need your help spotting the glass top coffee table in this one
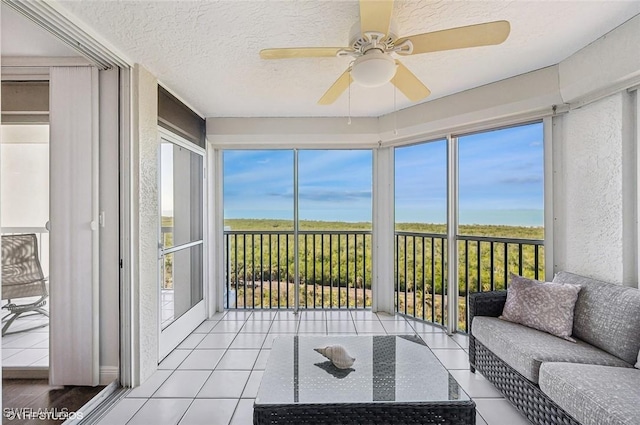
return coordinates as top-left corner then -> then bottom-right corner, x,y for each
254,335 -> 475,425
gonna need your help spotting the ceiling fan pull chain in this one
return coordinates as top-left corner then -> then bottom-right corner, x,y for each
348,75 -> 352,125
393,84 -> 398,135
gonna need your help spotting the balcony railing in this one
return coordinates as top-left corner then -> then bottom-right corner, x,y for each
394,231 -> 544,332
223,228 -> 543,331
224,230 -> 372,309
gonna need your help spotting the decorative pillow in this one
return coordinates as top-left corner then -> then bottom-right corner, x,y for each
500,274 -> 581,341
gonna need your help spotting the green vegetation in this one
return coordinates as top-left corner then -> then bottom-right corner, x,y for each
159,218 -> 543,331
221,219 -> 544,331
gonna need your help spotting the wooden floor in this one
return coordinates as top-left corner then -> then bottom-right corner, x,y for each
2,379 -> 105,425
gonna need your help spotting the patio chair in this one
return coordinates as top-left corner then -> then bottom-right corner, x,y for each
1,233 -> 49,336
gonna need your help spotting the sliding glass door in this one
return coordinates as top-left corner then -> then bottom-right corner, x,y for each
158,129 -> 206,359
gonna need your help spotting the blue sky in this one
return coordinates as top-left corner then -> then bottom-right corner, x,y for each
223,150 -> 372,222
223,122 -> 544,226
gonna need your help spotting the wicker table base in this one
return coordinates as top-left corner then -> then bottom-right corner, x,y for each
254,401 -> 476,424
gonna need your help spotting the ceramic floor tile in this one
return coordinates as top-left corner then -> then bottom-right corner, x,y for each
253,349 -> 271,370
3,332 -> 48,349
273,311 -> 299,321
31,339 -> 49,349
153,370 -> 211,398
476,412 -> 489,425
411,321 -> 446,333
475,398 -> 532,425
269,321 -> 299,333
2,348 -> 48,366
95,398 -> 146,425
419,333 -> 461,349
178,333 -> 206,349
449,370 -> 503,398
179,349 -> 226,370
246,311 -> 278,321
326,321 -> 356,334
354,321 -> 386,333
178,399 -> 238,425
376,312 -> 407,321
229,398 -> 255,425
380,321 -> 416,334
197,370 -> 251,398
299,311 -> 325,320
193,320 -> 218,333
2,348 -> 23,360
127,370 -> 173,398
210,320 -> 247,333
229,333 -> 267,349
128,398 -> 192,425
222,311 -> 253,320
325,311 -> 353,321
242,370 -> 264,398
239,321 -> 273,333
159,349 -> 192,370
216,349 -> 260,370
1,332 -> 30,344
451,333 -> 470,349
350,310 -> 377,320
432,348 -> 472,370
30,356 -> 49,367
197,333 -> 237,349
297,321 -> 327,333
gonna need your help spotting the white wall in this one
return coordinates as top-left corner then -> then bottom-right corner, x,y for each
132,63 -> 159,384
0,125 -> 49,228
553,92 -> 637,285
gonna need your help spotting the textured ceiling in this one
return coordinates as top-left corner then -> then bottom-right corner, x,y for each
57,1 -> 640,118
1,3 -> 79,57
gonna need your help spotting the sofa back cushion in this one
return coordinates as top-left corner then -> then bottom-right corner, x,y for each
553,271 -> 640,364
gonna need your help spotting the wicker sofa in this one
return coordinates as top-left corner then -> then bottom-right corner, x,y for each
468,271 -> 640,425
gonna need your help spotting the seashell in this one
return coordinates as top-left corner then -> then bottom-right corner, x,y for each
314,345 -> 355,369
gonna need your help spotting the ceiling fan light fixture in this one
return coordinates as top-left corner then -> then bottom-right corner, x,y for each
350,51 -> 397,87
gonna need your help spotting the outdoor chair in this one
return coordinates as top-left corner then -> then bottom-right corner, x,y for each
1,233 -> 49,336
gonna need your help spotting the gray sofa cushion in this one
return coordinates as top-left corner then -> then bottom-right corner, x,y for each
553,271 -> 640,364
539,363 -> 640,425
472,316 -> 631,382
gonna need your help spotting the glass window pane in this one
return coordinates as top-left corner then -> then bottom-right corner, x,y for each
298,150 -> 372,229
395,140 -> 447,233
458,122 -> 544,238
160,142 -> 203,248
161,243 -> 203,328
223,150 -> 294,230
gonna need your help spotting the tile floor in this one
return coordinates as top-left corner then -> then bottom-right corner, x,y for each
97,310 -> 532,425
1,298 -> 49,368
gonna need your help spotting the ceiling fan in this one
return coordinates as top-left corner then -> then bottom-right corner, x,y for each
260,0 -> 510,105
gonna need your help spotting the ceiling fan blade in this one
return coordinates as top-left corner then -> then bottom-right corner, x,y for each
318,69 -> 353,105
359,0 -> 394,36
396,20 -> 510,55
391,61 -> 431,102
260,47 -> 347,59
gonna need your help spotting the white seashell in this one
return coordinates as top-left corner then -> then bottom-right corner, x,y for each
314,345 -> 356,369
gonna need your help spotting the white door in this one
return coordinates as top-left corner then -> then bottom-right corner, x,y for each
158,128 -> 207,359
49,66 -> 100,385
